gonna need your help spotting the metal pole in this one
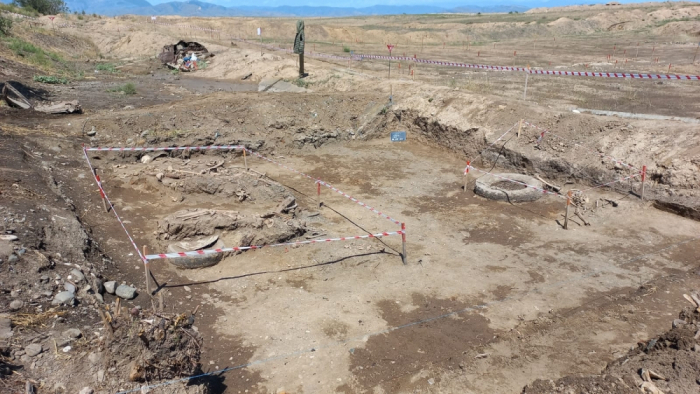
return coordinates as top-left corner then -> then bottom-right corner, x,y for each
401,223 -> 406,265
143,246 -> 151,295
564,191 -> 571,230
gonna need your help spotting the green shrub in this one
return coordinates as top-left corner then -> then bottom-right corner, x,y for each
108,83 -> 136,95
11,0 -> 68,15
33,75 -> 68,84
0,3 -> 39,16
6,37 -> 63,67
95,63 -> 117,72
292,78 -> 309,88
0,16 -> 12,36
343,45 -> 351,53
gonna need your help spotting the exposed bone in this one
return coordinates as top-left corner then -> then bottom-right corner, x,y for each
683,294 -> 697,308
534,174 -> 561,192
574,211 -> 591,226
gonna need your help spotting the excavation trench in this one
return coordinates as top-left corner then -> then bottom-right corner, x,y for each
384,110 -> 699,220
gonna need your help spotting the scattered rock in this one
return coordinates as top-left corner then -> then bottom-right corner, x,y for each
69,268 -> 85,282
9,300 -> 23,311
8,254 -> 18,263
141,155 -> 153,164
104,281 -> 117,294
94,293 -> 104,303
0,317 -> 12,339
672,319 -> 686,328
64,282 -> 76,294
51,291 -> 75,306
156,173 -> 164,181
97,370 -> 105,382
86,126 -> 97,137
0,235 -> 18,241
116,285 -> 137,300
78,388 -> 94,394
129,360 -> 144,382
93,277 -> 104,294
63,328 -> 82,339
25,343 -> 42,357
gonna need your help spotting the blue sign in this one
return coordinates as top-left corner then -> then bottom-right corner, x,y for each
391,131 -> 406,142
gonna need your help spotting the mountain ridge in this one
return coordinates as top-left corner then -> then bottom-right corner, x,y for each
57,0 -> 530,17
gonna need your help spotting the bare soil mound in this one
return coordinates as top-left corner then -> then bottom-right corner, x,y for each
522,302 -> 700,394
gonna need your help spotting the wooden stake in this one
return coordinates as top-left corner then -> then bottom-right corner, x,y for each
517,119 -> 523,137
564,191 -> 571,230
317,181 -> 322,207
523,73 -> 528,100
401,223 -> 406,265
143,246 -> 151,296
693,43 -> 699,64
243,148 -> 248,169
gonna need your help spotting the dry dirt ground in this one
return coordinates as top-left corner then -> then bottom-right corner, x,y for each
1,2 -> 700,394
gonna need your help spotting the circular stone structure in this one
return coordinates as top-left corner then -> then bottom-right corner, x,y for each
474,173 -> 544,202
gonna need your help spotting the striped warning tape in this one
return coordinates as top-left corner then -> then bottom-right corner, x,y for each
356,54 -> 700,80
145,230 -> 404,260
580,172 -> 642,193
230,35 -> 699,81
85,145 -> 245,152
523,121 -> 639,170
82,146 -> 147,263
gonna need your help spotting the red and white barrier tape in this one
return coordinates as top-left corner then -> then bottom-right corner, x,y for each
580,172 -> 642,193
474,122 -> 518,161
523,121 -> 639,170
232,36 -> 699,81
82,147 -> 147,263
248,150 -> 402,225
357,54 -> 699,80
145,230 -> 404,260
85,145 -> 245,152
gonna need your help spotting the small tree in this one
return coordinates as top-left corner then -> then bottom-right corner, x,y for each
12,0 -> 68,15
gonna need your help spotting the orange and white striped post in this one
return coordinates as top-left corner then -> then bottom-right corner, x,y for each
641,165 -> 647,201
464,160 -> 471,192
94,170 -> 108,212
317,181 -> 322,207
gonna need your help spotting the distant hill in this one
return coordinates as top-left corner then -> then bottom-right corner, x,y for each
57,0 -> 529,17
